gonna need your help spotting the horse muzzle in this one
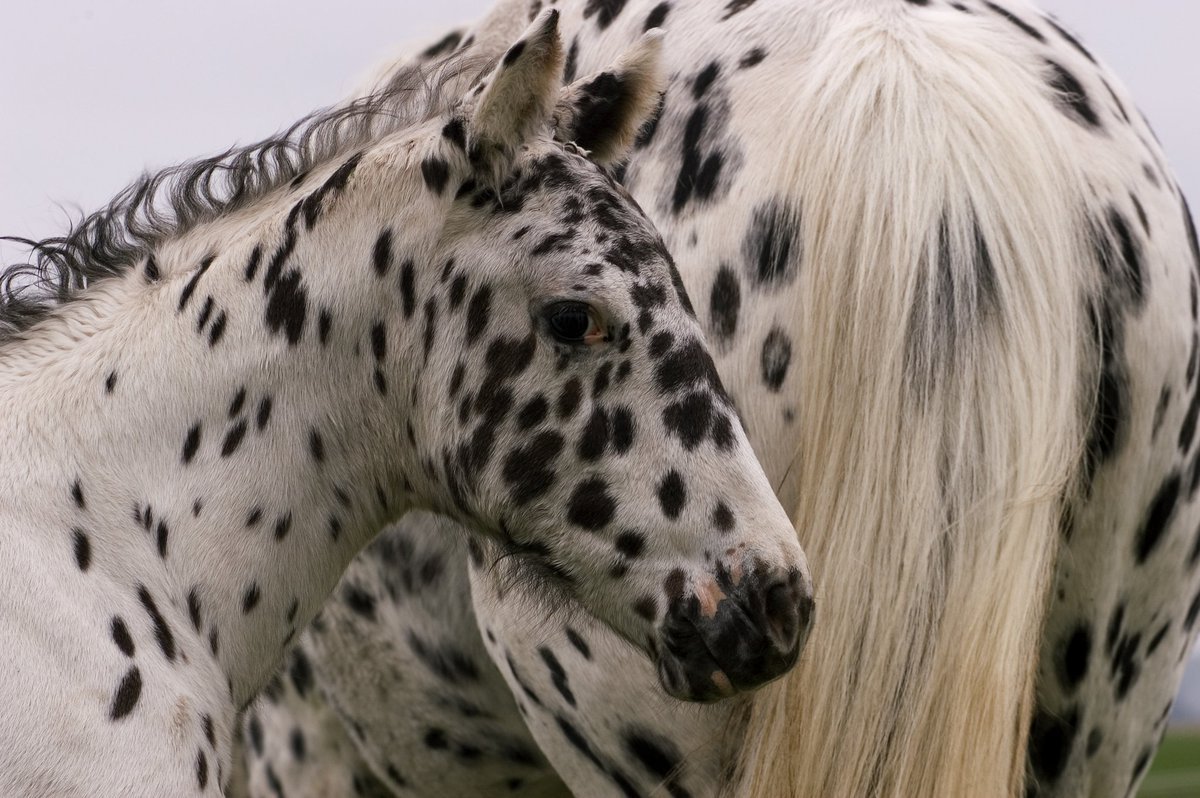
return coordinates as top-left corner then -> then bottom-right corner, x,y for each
655,562 -> 814,702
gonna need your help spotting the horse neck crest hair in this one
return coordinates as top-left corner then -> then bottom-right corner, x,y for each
0,51 -> 489,344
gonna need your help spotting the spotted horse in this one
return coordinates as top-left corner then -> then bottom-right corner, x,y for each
242,0 -> 1200,796
0,13 -> 816,797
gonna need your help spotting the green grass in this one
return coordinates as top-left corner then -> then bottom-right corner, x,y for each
1139,729 -> 1200,798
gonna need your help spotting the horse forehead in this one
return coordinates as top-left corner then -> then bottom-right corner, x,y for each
510,147 -> 648,223
460,157 -> 673,287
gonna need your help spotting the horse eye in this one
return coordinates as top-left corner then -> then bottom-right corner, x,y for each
544,301 -> 599,344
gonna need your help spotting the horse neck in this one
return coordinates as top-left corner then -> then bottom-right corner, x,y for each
0,201 -> 428,706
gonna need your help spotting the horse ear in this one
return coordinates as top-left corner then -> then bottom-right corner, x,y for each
467,9 -> 563,177
552,29 -> 666,165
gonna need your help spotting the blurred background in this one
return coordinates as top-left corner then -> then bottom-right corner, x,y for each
1,2 -> 1196,243
1,1 -> 1197,792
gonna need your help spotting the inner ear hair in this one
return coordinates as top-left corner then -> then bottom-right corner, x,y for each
553,29 -> 665,165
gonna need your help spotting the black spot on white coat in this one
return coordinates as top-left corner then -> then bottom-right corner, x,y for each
109,667 -> 143,721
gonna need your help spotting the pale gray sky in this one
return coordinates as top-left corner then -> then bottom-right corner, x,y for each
1,1 -> 1196,245
1,0 -> 1198,714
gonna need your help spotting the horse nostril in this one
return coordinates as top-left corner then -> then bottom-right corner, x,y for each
763,574 -> 815,655
765,582 -> 798,649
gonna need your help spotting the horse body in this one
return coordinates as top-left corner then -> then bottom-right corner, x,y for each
245,514 -> 575,797
0,15 -> 813,796
243,1 -> 1200,797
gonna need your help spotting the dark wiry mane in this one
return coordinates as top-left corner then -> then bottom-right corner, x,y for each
0,51 -> 488,342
